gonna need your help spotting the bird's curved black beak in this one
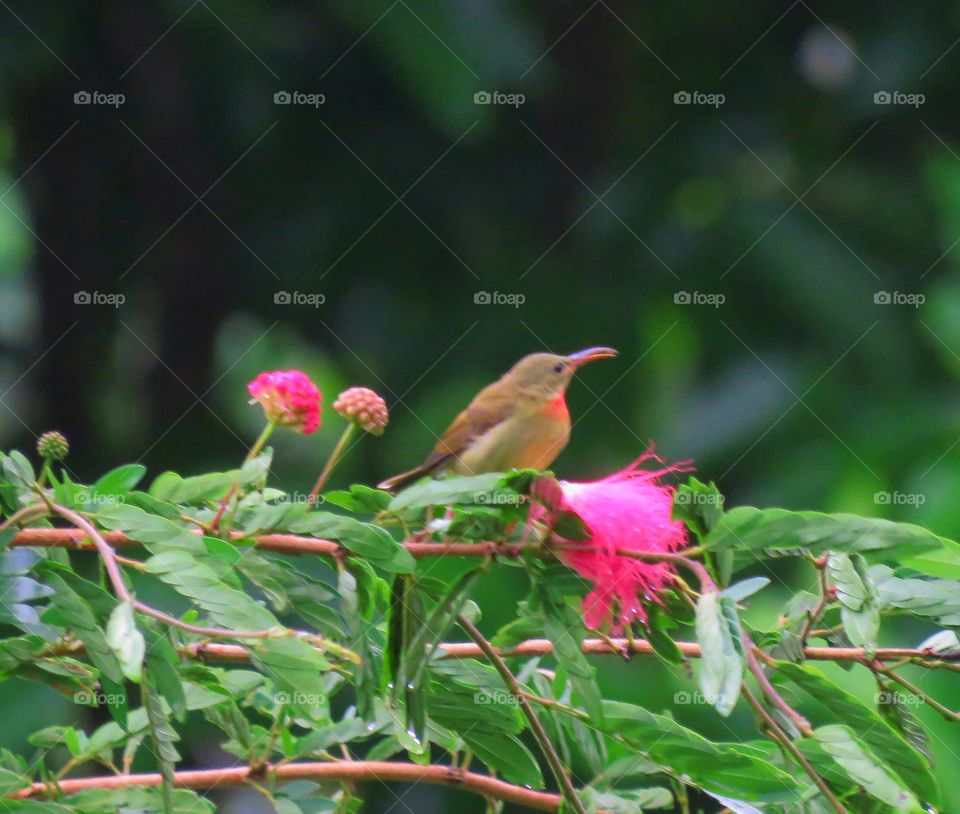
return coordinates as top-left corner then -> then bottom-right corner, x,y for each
567,346 -> 618,367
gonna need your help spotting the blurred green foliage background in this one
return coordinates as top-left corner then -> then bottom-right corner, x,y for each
1,2 -> 960,811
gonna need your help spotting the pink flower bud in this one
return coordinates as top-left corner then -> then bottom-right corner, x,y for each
333,387 -> 388,435
247,370 -> 322,434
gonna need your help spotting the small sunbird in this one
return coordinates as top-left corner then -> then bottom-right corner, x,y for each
378,347 -> 618,491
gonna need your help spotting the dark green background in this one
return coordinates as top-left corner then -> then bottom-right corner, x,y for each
0,2 -> 959,811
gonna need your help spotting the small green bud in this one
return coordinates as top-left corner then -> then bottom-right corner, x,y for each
37,431 -> 69,461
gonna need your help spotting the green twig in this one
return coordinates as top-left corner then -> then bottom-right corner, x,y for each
742,685 -> 847,814
210,420 -> 275,532
799,559 -> 831,644
458,614 -> 589,814
877,666 -> 960,723
309,422 -> 356,503
0,503 -> 49,532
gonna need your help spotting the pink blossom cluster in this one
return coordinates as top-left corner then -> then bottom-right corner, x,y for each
551,455 -> 689,632
247,370 -> 322,434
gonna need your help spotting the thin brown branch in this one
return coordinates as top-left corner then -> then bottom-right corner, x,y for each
11,526 -> 530,559
459,615 -> 589,814
8,760 -> 597,812
39,635 -> 958,671
15,524 -> 960,671
611,549 -> 718,592
742,686 -> 847,814
10,527 -> 730,593
131,601 -> 281,640
181,638 -> 960,666
48,504 -> 131,602
38,509 -> 358,656
744,634 -> 813,737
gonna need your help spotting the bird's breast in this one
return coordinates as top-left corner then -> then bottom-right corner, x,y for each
542,393 -> 571,420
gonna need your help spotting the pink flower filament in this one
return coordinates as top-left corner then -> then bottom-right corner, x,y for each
553,455 -> 689,632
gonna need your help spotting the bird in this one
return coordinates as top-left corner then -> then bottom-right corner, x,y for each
378,347 -> 618,491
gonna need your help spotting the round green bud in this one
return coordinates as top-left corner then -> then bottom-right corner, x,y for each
37,431 -> 69,461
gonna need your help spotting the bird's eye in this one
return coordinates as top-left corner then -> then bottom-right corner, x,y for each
553,362 -> 565,373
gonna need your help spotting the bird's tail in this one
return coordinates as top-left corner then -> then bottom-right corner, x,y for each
377,466 -> 429,493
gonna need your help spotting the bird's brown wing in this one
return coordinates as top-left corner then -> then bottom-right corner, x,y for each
377,381 -> 516,491
420,385 -> 517,471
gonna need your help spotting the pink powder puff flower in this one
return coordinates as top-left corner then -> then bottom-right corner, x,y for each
247,370 -> 322,434
541,454 -> 690,633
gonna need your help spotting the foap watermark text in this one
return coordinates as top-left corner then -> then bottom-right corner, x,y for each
275,691 -> 326,706
474,689 -> 521,706
674,291 -> 724,308
275,291 -> 325,308
474,291 -> 525,308
674,90 -> 725,108
874,491 -> 925,507
472,490 -> 527,506
874,291 -> 924,308
675,491 -> 724,507
274,91 -> 325,107
874,91 -> 924,108
876,690 -> 925,707
474,90 -> 525,108
74,91 -> 125,108
75,291 -> 125,308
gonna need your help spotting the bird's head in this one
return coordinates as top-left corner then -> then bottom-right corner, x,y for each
505,347 -> 618,401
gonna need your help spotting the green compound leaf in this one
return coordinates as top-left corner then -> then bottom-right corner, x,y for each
706,508 -> 944,562
813,725 -> 923,812
105,602 -> 145,683
695,592 -> 743,716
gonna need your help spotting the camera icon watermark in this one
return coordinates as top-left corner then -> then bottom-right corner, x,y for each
675,491 -> 724,507
473,490 -> 527,506
873,291 -> 924,308
75,291 -> 125,308
274,291 -> 325,308
674,290 -> 725,308
74,90 -> 125,108
274,90 -> 326,108
674,690 -> 715,705
473,90 -> 525,108
75,690 -> 126,706
873,91 -> 924,108
874,491 -> 925,507
76,493 -> 126,507
876,690 -> 924,706
474,690 -> 521,706
274,491 -> 325,506
673,90 -> 725,108
275,690 -> 326,706
474,290 -> 525,308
